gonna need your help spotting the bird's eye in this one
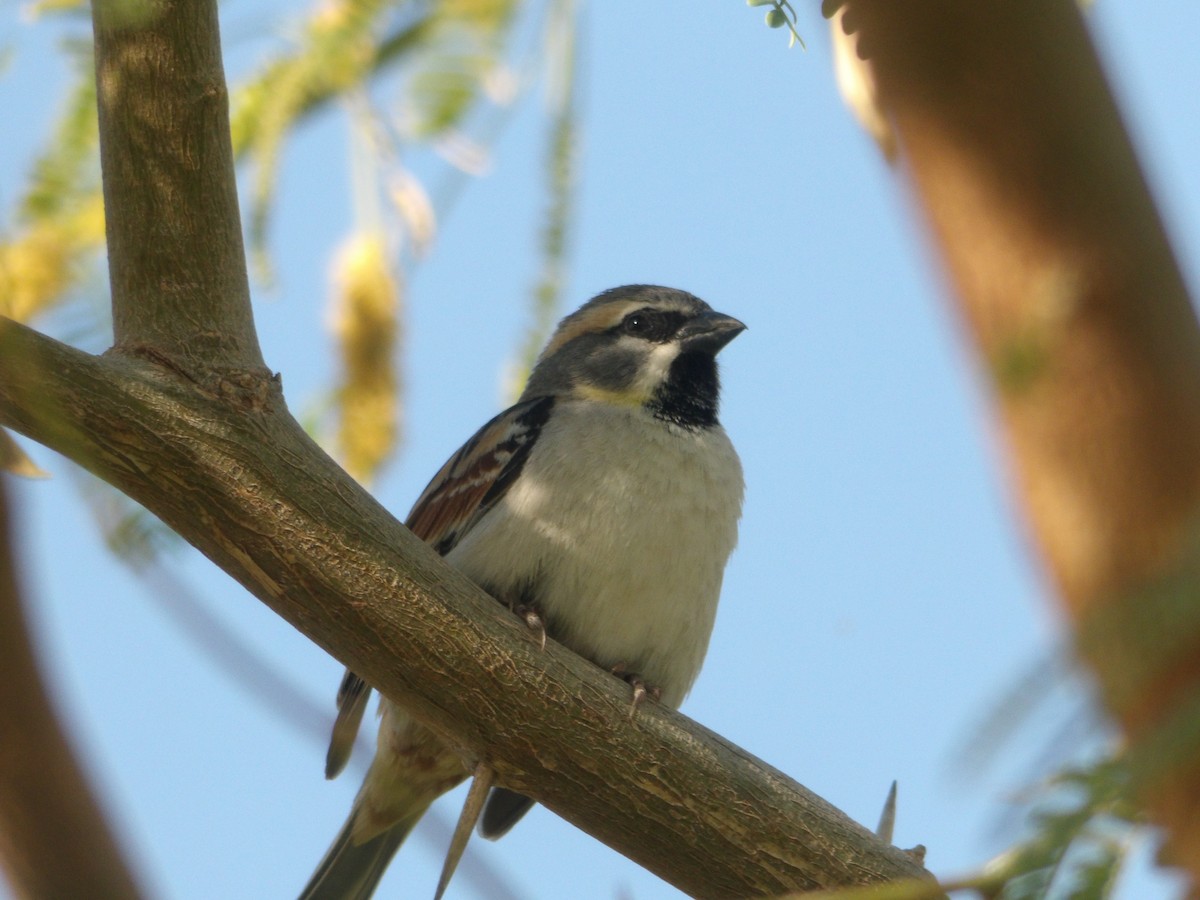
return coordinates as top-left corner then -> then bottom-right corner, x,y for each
620,309 -> 675,342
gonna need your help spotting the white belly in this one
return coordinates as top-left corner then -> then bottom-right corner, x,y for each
446,401 -> 743,707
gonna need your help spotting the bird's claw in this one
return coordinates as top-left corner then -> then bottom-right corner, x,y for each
610,664 -> 661,719
508,601 -> 546,651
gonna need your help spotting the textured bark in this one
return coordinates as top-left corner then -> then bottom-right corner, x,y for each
92,0 -> 263,370
0,478 -> 144,899
842,0 -> 1200,886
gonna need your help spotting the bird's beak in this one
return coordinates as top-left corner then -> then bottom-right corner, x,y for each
678,311 -> 747,354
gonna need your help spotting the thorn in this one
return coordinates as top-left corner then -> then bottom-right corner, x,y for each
876,780 -> 897,844
434,762 -> 495,900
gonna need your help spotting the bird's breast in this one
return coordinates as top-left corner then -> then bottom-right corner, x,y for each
446,402 -> 743,707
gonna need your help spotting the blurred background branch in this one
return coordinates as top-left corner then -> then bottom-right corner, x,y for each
0,475 -> 144,899
835,0 -> 1200,889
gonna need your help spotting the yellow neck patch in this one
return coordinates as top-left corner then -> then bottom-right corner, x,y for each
574,382 -> 650,408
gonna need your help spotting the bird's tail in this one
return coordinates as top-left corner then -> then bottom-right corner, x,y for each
298,805 -> 425,900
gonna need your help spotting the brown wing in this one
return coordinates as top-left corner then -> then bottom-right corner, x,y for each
405,395 -> 554,555
324,668 -> 370,779
323,395 -> 555,778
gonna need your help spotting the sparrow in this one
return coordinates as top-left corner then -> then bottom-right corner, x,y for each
300,285 -> 745,899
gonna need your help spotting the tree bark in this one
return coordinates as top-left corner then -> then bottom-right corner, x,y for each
840,0 -> 1200,886
92,0 -> 263,371
0,477 -> 144,899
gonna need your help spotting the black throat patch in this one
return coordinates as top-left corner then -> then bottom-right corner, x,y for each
648,351 -> 721,429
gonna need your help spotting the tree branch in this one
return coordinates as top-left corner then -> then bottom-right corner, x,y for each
92,0 -> 262,370
0,316 -> 932,896
844,0 -> 1200,884
0,476 -> 144,899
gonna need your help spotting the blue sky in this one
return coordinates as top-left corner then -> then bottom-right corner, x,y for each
2,2 -> 1197,898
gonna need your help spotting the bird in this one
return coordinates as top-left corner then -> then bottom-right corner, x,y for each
300,284 -> 745,899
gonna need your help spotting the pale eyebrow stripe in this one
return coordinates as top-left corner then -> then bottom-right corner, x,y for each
538,300 -> 641,358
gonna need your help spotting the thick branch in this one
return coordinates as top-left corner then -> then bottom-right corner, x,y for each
0,317 -> 932,897
846,0 -> 1200,882
92,0 -> 262,370
0,477 -> 144,898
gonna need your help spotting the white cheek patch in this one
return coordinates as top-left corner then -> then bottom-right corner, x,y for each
626,338 -> 680,398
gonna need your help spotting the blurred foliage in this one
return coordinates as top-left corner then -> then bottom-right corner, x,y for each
746,0 -> 805,49
89,483 -> 183,569
331,230 -> 402,484
0,43 -> 101,324
945,652 -> 1146,900
796,753 -> 1140,900
511,0 -> 576,398
982,752 -> 1139,899
230,0 -> 524,271
4,0 -> 579,481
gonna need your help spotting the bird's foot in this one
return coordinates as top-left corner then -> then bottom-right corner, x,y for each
610,663 -> 662,719
507,600 -> 546,651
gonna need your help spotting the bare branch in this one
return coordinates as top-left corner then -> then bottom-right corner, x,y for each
0,476 -> 144,899
92,0 -> 262,370
845,0 -> 1200,884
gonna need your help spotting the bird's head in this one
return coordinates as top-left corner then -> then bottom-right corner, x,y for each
522,285 -> 745,428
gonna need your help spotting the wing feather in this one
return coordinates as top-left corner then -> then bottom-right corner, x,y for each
406,395 -> 554,554
322,395 -> 555,776
325,669 -> 371,779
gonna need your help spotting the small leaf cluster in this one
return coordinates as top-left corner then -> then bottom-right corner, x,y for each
746,0 -> 805,49
981,753 -> 1140,899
